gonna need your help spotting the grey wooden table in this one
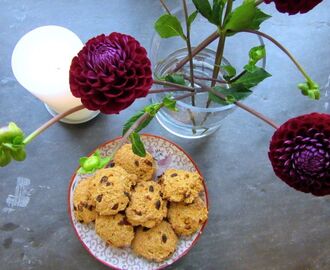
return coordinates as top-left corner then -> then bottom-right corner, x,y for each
0,1 -> 329,269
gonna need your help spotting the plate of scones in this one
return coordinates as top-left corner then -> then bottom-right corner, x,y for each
68,134 -> 209,269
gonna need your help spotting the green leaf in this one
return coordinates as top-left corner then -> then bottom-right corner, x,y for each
249,45 -> 266,64
192,0 -> 213,23
222,65 -> 237,81
165,74 -> 186,86
0,149 -> 11,167
225,3 -> 271,33
212,0 -> 225,26
250,9 -> 271,30
0,122 -> 25,143
188,11 -> 198,29
78,150 -> 111,174
209,85 -> 253,105
79,157 -> 88,166
11,149 -> 26,161
122,103 -> 162,135
129,132 -> 146,157
163,95 -> 178,112
244,45 -> 266,72
123,111 -> 145,135
225,2 -> 256,32
154,14 -> 186,40
232,67 -> 271,88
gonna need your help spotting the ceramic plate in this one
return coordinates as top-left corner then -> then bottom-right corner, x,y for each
68,134 -> 209,270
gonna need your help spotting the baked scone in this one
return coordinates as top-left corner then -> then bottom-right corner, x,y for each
113,144 -> 156,182
95,213 -> 134,248
126,181 -> 167,228
160,169 -> 204,203
132,221 -> 178,262
73,177 -> 97,224
168,197 -> 208,236
92,167 -> 137,215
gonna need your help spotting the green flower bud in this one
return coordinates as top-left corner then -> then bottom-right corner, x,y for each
83,156 -> 100,171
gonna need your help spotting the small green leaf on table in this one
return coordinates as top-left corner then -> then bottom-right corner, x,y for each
78,150 -> 111,174
154,14 -> 186,40
0,122 -> 26,167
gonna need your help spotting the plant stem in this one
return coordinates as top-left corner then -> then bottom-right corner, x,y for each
23,104 -> 86,144
223,0 -> 233,25
210,30 -> 227,88
159,0 -> 171,14
149,88 -> 191,94
153,79 -> 195,91
242,29 -> 313,83
182,0 -> 195,105
229,70 -> 247,83
197,82 -> 279,129
172,31 -> 219,73
149,87 -> 207,94
192,75 -> 227,84
111,90 -> 199,158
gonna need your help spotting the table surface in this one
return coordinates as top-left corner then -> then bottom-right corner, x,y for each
0,1 -> 329,269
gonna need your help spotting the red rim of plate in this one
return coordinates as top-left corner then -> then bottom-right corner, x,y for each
67,134 -> 209,270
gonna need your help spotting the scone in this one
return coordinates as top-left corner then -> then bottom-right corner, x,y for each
113,144 -> 156,182
95,213 -> 134,248
168,197 -> 208,236
73,177 -> 97,224
126,181 -> 167,228
92,167 -> 137,215
132,221 -> 178,262
160,169 -> 204,203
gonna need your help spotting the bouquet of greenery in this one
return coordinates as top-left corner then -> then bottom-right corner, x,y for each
1,0 -> 329,196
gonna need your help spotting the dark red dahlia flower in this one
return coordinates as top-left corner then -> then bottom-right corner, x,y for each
69,33 -> 153,114
264,0 -> 322,15
269,113 -> 330,196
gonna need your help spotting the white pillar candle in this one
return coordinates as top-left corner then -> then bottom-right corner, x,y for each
11,25 -> 99,123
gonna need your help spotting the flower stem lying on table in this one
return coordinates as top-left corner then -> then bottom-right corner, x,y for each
23,104 -> 85,144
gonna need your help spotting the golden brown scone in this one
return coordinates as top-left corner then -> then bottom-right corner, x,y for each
113,144 -> 156,182
160,169 -> 204,203
91,167 -> 137,215
168,197 -> 208,236
95,213 -> 134,248
126,182 -> 167,228
132,221 -> 178,262
73,177 -> 97,224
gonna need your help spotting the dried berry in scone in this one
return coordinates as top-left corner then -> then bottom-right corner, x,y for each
126,181 -> 167,228
73,177 -> 97,224
91,167 -> 137,215
168,197 -> 208,236
160,169 -> 204,203
132,221 -> 178,262
95,213 -> 134,248
113,144 -> 156,182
